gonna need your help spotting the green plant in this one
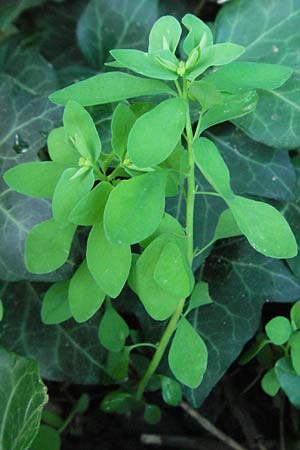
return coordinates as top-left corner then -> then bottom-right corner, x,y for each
241,301 -> 300,409
3,12 -> 298,420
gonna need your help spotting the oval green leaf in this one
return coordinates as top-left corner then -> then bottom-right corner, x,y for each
104,171 -> 167,245
128,98 -> 187,167
87,221 -> 131,298
98,304 -> 129,352
69,260 -> 105,323
4,162 -> 66,198
41,281 -> 72,325
149,15 -> 182,53
49,72 -> 176,106
25,219 -> 76,274
168,317 -> 208,388
265,316 -> 292,345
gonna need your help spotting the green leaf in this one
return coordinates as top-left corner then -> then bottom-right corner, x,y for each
100,391 -> 133,414
261,368 -> 280,397
87,221 -> 132,297
234,73 -> 300,149
161,376 -> 182,406
111,103 -> 137,160
98,304 -> 129,352
182,14 -> 213,55
153,242 -> 194,298
4,162 -> 66,199
193,137 -> 233,198
63,100 -> 101,161
49,72 -> 176,106
106,348 -> 130,381
239,338 -> 270,365
144,404 -> 161,424
183,239 -> 300,407
69,181 -> 113,226
203,62 -> 293,94
47,127 -> 79,167
41,281 -> 72,325
227,196 -> 298,259
291,301 -> 300,330
206,124 -> 296,201
109,49 -> 178,81
69,260 -> 105,323
128,98 -> 186,167
215,0 -> 300,71
168,317 -> 208,388
275,357 -> 300,409
265,316 -> 292,345
1,282 -> 110,385
187,281 -> 213,314
189,81 -> 223,110
75,393 -> 90,413
187,43 -> 245,80
77,0 -> 159,68
213,208 -> 241,241
52,168 -> 94,228
135,235 -> 182,320
0,348 -> 48,450
104,171 -> 167,245
149,15 -> 182,53
31,425 -> 61,450
0,300 -> 3,321
42,411 -> 64,430
140,213 -> 185,248
199,91 -> 258,134
290,331 -> 300,375
25,219 -> 76,274
215,0 -> 300,149
0,0 -> 45,31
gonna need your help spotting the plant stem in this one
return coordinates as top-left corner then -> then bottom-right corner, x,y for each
135,76 -> 196,401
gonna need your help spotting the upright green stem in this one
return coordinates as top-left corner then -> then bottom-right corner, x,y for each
135,77 -> 196,401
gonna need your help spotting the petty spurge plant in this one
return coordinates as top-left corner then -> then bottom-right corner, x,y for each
4,14 -> 297,416
3,11 -> 299,424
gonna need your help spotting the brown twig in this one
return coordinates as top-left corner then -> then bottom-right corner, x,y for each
141,434 -> 235,450
181,401 -> 249,450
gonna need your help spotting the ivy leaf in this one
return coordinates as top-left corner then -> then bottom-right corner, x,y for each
0,282 -> 110,385
69,260 -> 106,323
104,171 -> 167,245
50,72 -> 176,106
168,317 -> 208,388
215,0 -> 300,70
98,304 -> 129,352
128,98 -> 187,167
0,0 -> 45,31
77,0 -> 159,68
25,219 -> 76,274
149,15 -> 182,53
275,357 -> 300,409
41,281 -> 72,325
87,221 -> 132,298
215,0 -> 300,148
0,347 -> 48,450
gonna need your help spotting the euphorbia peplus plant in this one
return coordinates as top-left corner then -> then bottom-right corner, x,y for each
4,14 -> 298,417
